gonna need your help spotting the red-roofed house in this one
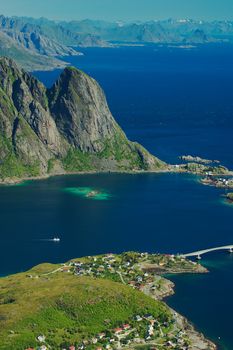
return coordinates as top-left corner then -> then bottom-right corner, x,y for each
122,324 -> 131,330
114,328 -> 123,334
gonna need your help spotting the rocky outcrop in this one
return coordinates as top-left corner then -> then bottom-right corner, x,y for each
0,57 -> 165,181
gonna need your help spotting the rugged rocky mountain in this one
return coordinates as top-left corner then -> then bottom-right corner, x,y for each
0,57 -> 165,181
0,15 -> 107,71
3,30 -> 80,57
183,29 -> 210,44
0,31 -> 68,71
0,15 -> 230,72
58,18 -> 227,44
0,15 -> 108,48
1,15 -> 229,57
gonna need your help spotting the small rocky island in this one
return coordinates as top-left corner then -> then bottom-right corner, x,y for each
64,187 -> 111,200
0,252 -> 215,350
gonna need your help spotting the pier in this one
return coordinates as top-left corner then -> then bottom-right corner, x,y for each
181,245 -> 233,259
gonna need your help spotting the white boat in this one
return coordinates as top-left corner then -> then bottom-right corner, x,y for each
52,237 -> 60,242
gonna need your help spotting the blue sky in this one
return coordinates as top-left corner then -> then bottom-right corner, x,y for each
0,0 -> 232,21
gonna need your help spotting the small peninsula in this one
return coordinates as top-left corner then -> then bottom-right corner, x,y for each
179,155 -> 220,165
200,176 -> 233,189
0,252 -> 215,350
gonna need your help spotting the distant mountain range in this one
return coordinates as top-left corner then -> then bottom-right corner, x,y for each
59,18 -> 233,44
0,15 -> 107,71
0,15 -> 233,71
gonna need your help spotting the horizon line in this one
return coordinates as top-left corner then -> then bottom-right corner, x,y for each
0,13 -> 233,24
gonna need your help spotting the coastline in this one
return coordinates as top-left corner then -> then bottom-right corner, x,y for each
1,164 -> 231,186
0,167 -> 171,186
0,253 -> 217,350
0,164 -> 228,348
146,277 -> 217,350
139,262 -> 216,349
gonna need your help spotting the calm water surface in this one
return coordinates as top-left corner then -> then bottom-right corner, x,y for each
2,44 -> 233,349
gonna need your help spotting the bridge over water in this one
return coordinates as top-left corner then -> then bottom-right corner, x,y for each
181,245 -> 233,259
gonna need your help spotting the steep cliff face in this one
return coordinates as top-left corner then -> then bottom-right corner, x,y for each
48,67 -> 118,152
0,57 -> 165,181
0,58 -> 66,177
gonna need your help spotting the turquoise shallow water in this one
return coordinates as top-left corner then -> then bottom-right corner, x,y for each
5,44 -> 233,349
64,187 -> 112,200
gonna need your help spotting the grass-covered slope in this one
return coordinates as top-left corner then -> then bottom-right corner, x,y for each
0,263 -> 170,350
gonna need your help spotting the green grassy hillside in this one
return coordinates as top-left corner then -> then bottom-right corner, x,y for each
0,262 -> 170,350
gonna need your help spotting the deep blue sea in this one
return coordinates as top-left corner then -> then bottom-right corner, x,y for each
1,44 -> 233,349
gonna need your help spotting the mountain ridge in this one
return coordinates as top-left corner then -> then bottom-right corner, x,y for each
0,31 -> 69,71
0,15 -> 232,71
57,17 -> 233,43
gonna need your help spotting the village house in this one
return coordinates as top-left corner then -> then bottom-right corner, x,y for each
128,280 -> 136,286
144,314 -> 153,320
92,337 -> 98,344
148,324 -> 154,336
69,346 -> 76,350
114,327 -> 123,335
122,324 -> 131,330
39,346 -> 47,350
135,315 -> 143,322
97,332 -> 106,339
61,266 -> 70,273
37,335 -> 46,342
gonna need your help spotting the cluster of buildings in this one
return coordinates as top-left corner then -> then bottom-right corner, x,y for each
24,253 -> 196,350
25,312 -> 191,350
201,176 -> 233,188
59,252 -> 196,298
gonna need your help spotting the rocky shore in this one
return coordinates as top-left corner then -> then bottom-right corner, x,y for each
201,176 -> 233,189
139,261 -> 216,350
179,155 -> 220,165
